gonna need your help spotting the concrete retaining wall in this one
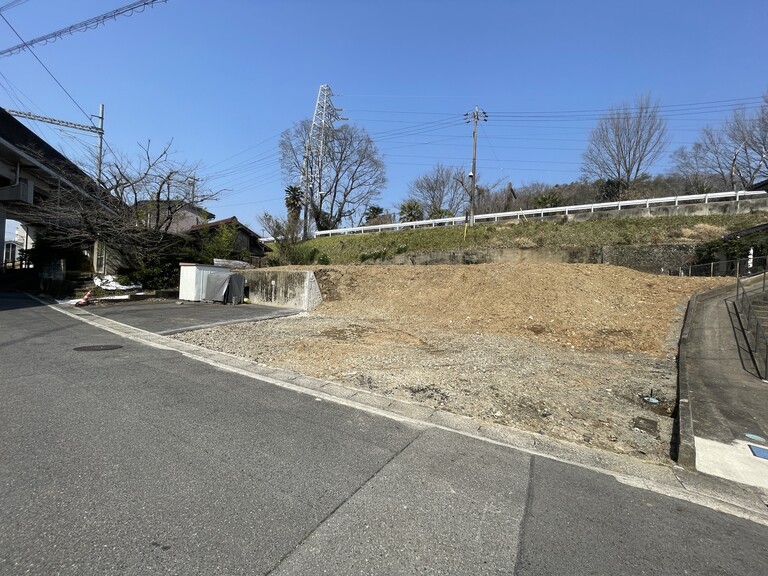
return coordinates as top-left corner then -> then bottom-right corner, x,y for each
388,246 -> 602,266
387,244 -> 696,272
240,269 -> 322,311
600,244 -> 698,274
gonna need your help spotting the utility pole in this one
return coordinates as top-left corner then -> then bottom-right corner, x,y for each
95,104 -> 104,184
301,139 -> 311,240
465,105 -> 487,226
302,85 -> 344,239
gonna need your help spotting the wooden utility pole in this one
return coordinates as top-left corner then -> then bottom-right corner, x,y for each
465,105 -> 487,226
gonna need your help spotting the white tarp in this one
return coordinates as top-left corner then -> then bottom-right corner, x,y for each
93,275 -> 141,291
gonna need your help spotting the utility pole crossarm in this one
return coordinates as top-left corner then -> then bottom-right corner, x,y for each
6,109 -> 103,134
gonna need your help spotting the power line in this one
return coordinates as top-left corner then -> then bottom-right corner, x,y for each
0,0 -> 169,58
0,0 -> 30,13
1,13 -> 95,128
344,96 -> 765,131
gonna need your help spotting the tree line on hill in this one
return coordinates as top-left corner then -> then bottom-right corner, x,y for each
20,89 -> 767,280
267,92 -> 768,236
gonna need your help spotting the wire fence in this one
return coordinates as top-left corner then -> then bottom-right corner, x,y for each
672,255 -> 768,278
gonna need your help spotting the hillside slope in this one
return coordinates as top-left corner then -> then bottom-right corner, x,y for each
294,212 -> 768,265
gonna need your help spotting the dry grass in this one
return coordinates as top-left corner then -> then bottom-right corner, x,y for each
678,223 -> 727,241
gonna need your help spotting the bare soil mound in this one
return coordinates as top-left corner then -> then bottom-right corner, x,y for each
313,263 -> 726,356
173,263 -> 731,463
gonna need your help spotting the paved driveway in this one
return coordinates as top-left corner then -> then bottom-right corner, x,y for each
83,299 -> 297,334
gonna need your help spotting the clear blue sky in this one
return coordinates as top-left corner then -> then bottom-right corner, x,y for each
2,0 -> 766,236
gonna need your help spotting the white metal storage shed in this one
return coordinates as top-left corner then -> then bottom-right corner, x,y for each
178,263 -> 230,302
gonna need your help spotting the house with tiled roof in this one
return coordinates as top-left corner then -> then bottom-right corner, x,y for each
188,216 -> 271,263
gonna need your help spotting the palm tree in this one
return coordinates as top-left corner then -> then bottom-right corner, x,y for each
284,185 -> 302,227
364,204 -> 385,224
399,199 -> 424,222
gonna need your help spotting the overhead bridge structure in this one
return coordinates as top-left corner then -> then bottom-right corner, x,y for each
0,107 -> 104,271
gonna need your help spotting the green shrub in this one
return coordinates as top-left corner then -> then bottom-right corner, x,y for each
317,252 -> 331,265
360,248 -> 387,262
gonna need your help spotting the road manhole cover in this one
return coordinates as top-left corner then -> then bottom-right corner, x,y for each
73,345 -> 124,352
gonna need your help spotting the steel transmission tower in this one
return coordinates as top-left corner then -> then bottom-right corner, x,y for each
302,84 -> 344,239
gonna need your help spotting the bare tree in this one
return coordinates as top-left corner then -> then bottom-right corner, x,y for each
104,141 -> 216,234
727,96 -> 768,188
672,141 -> 718,194
258,212 -> 302,265
674,94 -> 768,191
29,141 -> 217,269
405,164 -> 467,218
582,94 -> 668,199
466,176 -> 507,215
279,120 -> 386,230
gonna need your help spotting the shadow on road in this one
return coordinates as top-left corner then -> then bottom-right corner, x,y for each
0,291 -> 46,313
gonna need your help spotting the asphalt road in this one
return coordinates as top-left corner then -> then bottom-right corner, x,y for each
2,291 -> 767,575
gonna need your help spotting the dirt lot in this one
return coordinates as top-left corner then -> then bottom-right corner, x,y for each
172,263 -> 731,464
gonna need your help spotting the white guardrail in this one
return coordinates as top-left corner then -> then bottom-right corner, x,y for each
310,190 -> 767,238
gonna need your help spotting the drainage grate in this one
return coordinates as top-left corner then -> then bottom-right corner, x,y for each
73,345 -> 124,352
748,444 -> 768,460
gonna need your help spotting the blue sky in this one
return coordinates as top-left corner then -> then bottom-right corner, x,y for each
2,0 -> 767,237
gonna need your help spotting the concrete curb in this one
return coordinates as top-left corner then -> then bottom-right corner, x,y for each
675,293 -> 698,469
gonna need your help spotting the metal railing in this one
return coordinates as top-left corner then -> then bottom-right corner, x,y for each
313,189 -> 766,238
674,256 -> 768,278
736,272 -> 768,379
